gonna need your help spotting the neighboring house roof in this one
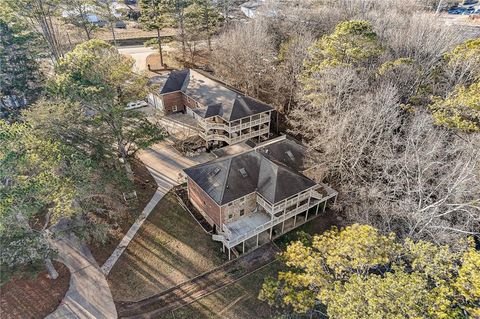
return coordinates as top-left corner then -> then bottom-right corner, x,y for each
184,138 -> 316,205
159,69 -> 273,122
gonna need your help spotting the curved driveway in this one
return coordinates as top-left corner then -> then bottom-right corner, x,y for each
46,233 -> 117,319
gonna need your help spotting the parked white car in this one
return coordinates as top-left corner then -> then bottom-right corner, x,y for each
125,100 -> 148,110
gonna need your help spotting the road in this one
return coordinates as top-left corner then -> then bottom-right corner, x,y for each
118,45 -> 158,71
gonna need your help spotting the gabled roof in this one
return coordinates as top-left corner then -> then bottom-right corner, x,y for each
184,138 -> 316,206
160,69 -> 273,122
160,69 -> 189,94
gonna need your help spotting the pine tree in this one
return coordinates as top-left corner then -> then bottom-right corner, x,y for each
0,7 -> 44,118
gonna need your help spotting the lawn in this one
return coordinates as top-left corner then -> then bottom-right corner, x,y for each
160,212 -> 342,319
163,260 -> 283,319
107,192 -> 227,302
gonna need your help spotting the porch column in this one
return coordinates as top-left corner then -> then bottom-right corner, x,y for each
256,233 -> 259,247
334,194 -> 338,205
270,226 -> 273,239
306,191 -> 311,220
267,111 -> 271,137
228,248 -> 231,260
323,201 -> 327,212
281,220 -> 285,233
316,203 -> 320,215
294,215 -> 297,227
242,241 -> 245,254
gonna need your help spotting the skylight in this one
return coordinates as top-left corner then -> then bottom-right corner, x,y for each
286,150 -> 295,161
212,167 -> 221,176
239,168 -> 248,178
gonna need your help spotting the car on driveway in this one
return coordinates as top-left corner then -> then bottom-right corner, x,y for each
126,100 -> 148,110
115,20 -> 127,28
448,7 -> 464,14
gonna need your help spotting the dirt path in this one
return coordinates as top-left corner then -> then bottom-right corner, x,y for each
116,243 -> 280,318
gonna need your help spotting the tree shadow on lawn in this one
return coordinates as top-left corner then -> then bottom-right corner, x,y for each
107,192 -> 227,302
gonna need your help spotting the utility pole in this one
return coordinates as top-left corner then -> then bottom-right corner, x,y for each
436,0 -> 444,15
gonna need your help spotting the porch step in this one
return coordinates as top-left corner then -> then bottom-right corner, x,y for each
212,234 -> 225,242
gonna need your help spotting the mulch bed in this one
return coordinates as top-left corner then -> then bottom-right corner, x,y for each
88,159 -> 158,265
0,261 -> 70,319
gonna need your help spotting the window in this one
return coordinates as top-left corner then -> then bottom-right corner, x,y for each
172,105 -> 178,112
239,197 -> 245,204
240,209 -> 245,216
228,202 -> 233,206
228,214 -> 233,220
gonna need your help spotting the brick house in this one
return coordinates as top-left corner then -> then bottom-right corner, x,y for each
151,69 -> 274,148
184,136 -> 338,259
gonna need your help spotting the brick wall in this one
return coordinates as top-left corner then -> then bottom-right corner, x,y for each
182,94 -> 197,109
187,177 -> 221,227
161,92 -> 185,113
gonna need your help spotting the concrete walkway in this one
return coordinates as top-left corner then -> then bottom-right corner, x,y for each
47,141 -> 214,318
101,189 -> 166,275
46,233 -> 117,319
101,141 -> 215,275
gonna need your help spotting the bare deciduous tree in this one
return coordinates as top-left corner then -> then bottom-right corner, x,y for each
210,20 -> 276,98
291,67 -> 480,244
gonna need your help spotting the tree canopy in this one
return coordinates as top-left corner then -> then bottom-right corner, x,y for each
0,6 -> 44,116
0,119 -> 98,281
303,20 -> 383,72
50,39 -> 164,178
260,224 -> 480,318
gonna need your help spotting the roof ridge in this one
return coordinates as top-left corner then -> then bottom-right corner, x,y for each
258,155 -> 280,202
219,157 -> 233,204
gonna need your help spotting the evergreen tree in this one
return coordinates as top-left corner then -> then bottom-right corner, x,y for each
139,0 -> 172,66
0,7 -> 44,118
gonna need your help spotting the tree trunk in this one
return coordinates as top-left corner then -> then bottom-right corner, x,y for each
110,22 -> 117,47
84,24 -> 92,40
179,10 -> 186,59
118,142 -> 134,182
156,27 -> 164,67
45,258 -> 58,280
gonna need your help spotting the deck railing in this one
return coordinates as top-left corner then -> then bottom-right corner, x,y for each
199,127 -> 269,144
221,190 -> 338,249
197,115 -> 270,132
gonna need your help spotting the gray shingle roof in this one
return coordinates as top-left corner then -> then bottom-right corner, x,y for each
160,69 -> 273,121
184,139 -> 316,206
159,69 -> 189,94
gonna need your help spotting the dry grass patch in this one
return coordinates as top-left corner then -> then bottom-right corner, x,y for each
108,192 -> 226,302
164,260 -> 282,319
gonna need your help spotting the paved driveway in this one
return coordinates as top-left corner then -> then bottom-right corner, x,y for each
46,234 -> 117,319
118,45 -> 157,72
138,140 -> 214,191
